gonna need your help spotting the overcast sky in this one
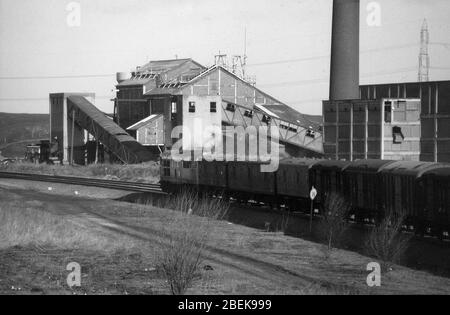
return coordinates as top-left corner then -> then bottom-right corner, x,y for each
0,0 -> 449,115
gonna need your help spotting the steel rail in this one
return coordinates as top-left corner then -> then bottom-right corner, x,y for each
0,171 -> 165,194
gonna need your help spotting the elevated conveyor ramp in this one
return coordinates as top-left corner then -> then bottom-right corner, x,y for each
67,95 -> 153,164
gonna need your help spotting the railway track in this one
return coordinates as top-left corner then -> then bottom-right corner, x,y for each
0,171 -> 166,194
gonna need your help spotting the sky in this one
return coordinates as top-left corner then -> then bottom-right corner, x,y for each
0,0 -> 449,116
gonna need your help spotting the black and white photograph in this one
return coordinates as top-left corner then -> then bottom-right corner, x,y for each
0,0 -> 450,300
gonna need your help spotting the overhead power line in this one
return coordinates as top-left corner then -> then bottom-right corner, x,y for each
0,74 -> 115,80
0,96 -> 114,101
258,67 -> 417,88
247,43 -> 422,68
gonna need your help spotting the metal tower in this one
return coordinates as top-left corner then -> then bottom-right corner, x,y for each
418,19 -> 430,82
214,53 -> 229,69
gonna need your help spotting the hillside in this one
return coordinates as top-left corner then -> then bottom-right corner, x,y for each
0,113 -> 49,145
0,113 -> 49,158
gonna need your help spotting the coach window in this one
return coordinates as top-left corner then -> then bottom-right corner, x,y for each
210,102 -> 217,113
189,102 -> 196,113
171,102 -> 177,114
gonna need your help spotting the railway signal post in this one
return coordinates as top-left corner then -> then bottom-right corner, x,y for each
310,186 -> 317,234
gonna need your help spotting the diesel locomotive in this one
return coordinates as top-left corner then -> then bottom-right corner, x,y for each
160,153 -> 450,239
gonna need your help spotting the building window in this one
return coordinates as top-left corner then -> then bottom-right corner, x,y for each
210,102 -> 217,113
306,128 -> 316,138
384,102 -> 392,123
244,110 -> 254,118
392,126 -> 405,144
226,103 -> 236,112
189,102 -> 196,113
262,115 -> 271,124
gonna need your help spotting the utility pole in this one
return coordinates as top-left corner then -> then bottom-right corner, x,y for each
418,19 -> 430,82
231,28 -> 250,80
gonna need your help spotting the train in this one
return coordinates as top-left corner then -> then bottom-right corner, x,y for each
160,153 -> 450,239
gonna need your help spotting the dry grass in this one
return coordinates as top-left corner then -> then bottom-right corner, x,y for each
0,161 -> 160,183
156,190 -> 230,295
365,211 -> 413,272
163,189 -> 229,220
0,203 -> 126,252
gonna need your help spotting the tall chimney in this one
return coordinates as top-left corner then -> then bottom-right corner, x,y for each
329,0 -> 360,100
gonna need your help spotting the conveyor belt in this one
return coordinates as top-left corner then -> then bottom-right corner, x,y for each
67,95 -> 153,164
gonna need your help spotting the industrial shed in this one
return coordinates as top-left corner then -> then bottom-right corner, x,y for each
127,114 -> 165,152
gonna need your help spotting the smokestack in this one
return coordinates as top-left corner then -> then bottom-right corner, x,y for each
329,0 -> 360,100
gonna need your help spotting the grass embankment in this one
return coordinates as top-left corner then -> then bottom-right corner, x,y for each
0,162 -> 160,184
0,198 -> 162,295
2,186 -> 450,295
0,204 -> 116,251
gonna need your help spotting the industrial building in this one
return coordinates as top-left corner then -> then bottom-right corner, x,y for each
49,93 -> 153,165
323,0 -> 450,163
324,97 -> 422,161
359,81 -> 450,162
116,59 -> 324,159
48,0 -> 448,165
115,58 -> 206,133
48,56 -> 325,166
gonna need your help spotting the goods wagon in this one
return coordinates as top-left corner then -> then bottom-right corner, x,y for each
277,158 -> 319,211
379,161 -> 444,225
343,160 -> 395,223
419,166 -> 450,237
310,160 -> 351,204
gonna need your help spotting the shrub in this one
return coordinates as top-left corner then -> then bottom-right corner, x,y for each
158,215 -> 206,295
317,193 -> 351,251
365,211 -> 412,272
156,190 -> 229,295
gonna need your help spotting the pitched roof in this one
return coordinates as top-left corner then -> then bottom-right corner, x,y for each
117,58 -> 205,87
144,86 -> 184,96
139,59 -> 200,73
261,104 -> 321,131
126,114 -> 163,131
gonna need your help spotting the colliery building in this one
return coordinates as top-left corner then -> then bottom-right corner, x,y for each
115,58 -> 324,158
115,58 -> 206,133
324,79 -> 450,163
323,0 -> 450,163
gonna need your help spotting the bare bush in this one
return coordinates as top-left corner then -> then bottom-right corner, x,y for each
317,193 -> 351,251
365,211 -> 412,272
157,190 -> 229,295
158,215 -> 206,295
